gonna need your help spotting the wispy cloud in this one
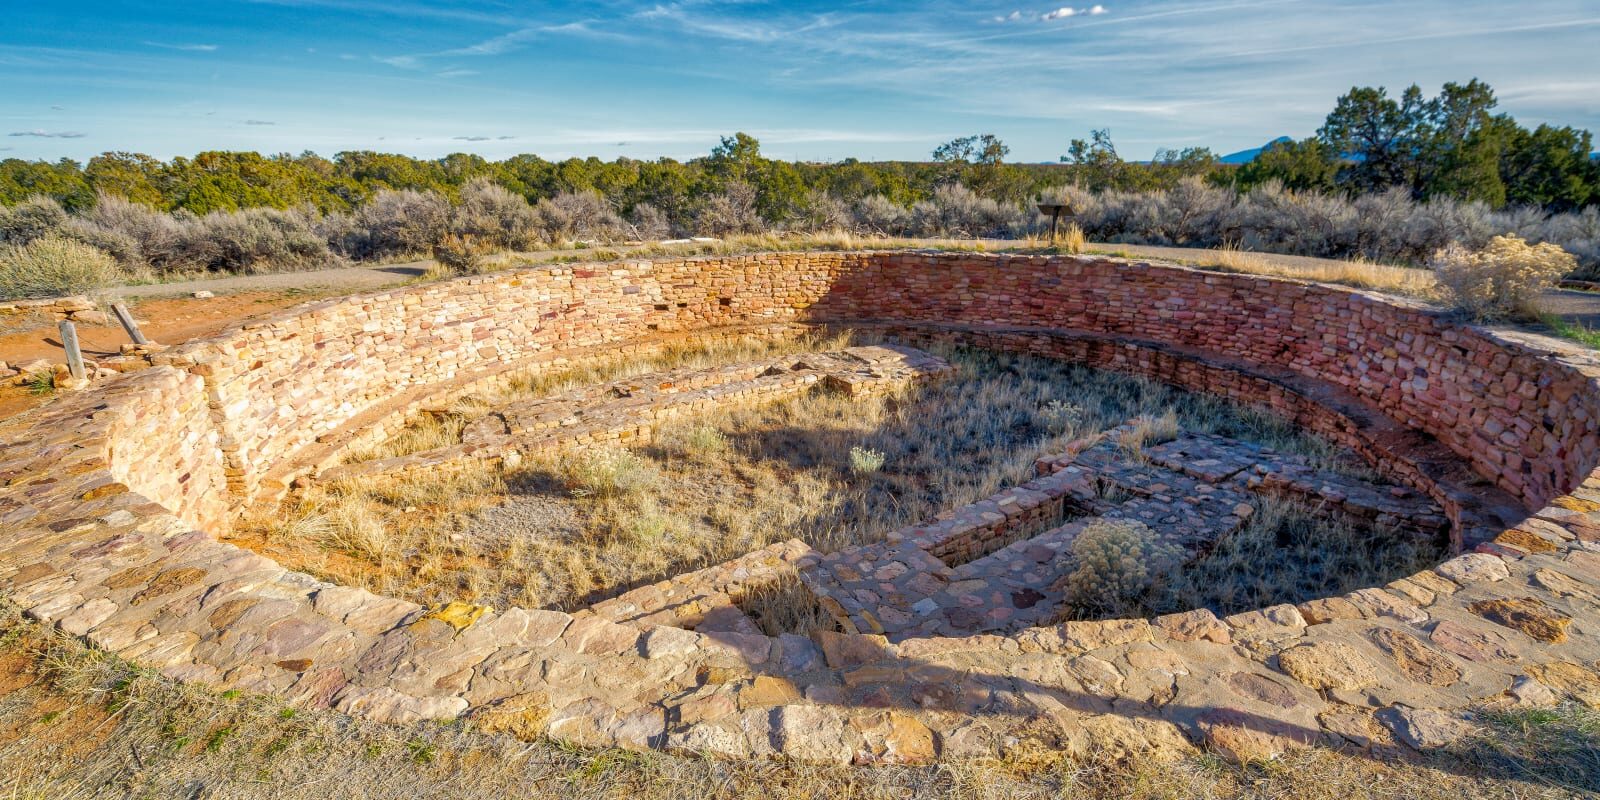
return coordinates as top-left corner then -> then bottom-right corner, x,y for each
8,129 -> 86,138
436,69 -> 479,78
143,41 -> 219,51
243,119 -> 276,125
453,135 -> 516,142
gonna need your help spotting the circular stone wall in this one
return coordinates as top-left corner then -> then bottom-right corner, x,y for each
4,251 -> 1600,764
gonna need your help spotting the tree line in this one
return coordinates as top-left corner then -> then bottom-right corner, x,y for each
1,79 -> 1597,287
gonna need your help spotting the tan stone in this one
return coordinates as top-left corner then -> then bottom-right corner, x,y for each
1367,627 -> 1461,686
1297,597 -> 1364,624
1532,568 -> 1600,605
1526,662 -> 1600,708
1153,609 -> 1230,643
1469,597 -> 1573,643
1278,641 -> 1378,690
737,676 -> 802,709
469,692 -> 552,739
1196,707 -> 1316,763
850,711 -> 936,764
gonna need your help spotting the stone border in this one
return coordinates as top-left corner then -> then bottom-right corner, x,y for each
4,251 -> 1600,765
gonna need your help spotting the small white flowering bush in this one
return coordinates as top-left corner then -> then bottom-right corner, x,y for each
1059,519 -> 1183,615
1038,399 -> 1085,436
849,445 -> 886,475
1431,234 -> 1577,320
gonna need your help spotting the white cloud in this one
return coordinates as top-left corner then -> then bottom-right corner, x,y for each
374,54 -> 420,69
243,119 -> 276,125
8,129 -> 87,138
143,41 -> 219,52
437,69 -> 479,78
1090,5 -> 1108,14
1042,8 -> 1077,20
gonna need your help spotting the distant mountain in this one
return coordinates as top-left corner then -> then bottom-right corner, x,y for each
1219,136 -> 1293,165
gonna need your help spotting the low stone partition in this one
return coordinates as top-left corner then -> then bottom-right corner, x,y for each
311,344 -> 950,486
580,539 -> 818,635
6,250 -> 1600,765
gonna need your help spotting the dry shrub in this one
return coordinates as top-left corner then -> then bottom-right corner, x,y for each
1058,519 -> 1182,616
431,233 -> 491,275
0,235 -> 123,298
560,447 -> 659,497
848,445 -> 886,475
1060,222 -> 1087,254
1118,410 -> 1178,461
1431,233 -> 1577,319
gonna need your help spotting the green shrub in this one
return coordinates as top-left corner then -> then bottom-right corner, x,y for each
668,424 -> 730,459
0,235 -> 122,299
1059,519 -> 1183,616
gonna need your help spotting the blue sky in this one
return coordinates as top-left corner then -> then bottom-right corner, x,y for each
2,1 -> 1597,163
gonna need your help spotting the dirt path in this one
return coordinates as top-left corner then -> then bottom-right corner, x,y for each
114,262 -> 430,299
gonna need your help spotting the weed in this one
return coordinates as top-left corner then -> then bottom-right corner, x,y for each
23,371 -> 53,396
848,445 -> 887,475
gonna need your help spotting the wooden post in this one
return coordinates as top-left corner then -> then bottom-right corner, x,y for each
58,320 -> 86,380
111,302 -> 149,345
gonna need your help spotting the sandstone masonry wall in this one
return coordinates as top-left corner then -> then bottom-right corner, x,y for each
8,250 -> 1600,765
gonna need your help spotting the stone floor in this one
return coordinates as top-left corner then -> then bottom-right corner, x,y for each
799,425 -> 1449,640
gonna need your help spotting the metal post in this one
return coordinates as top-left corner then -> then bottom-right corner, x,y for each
1049,208 -> 1062,244
111,302 -> 149,345
58,320 -> 86,380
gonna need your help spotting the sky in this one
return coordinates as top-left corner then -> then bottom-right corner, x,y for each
1,0 -> 1598,164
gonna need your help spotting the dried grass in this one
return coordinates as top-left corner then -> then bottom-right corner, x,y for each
235,335 -> 1417,620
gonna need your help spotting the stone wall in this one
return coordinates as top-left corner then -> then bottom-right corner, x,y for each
154,251 -> 1600,516
7,250 -> 1600,765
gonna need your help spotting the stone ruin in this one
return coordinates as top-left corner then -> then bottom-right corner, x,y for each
4,250 -> 1600,765
797,423 -> 1452,640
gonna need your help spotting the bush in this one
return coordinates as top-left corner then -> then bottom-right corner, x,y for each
0,235 -> 123,299
1038,399 -> 1084,435
667,424 -> 730,459
850,195 -> 910,236
560,447 -> 659,497
347,189 -> 451,260
451,178 -> 539,251
1431,234 -> 1577,319
692,183 -> 763,237
178,206 -> 336,274
64,192 -> 186,271
848,445 -> 886,475
535,191 -> 626,244
0,195 -> 68,245
628,203 -> 672,241
1058,518 -> 1183,616
431,233 -> 490,275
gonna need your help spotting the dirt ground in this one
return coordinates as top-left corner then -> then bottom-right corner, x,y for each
0,289 -> 340,419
